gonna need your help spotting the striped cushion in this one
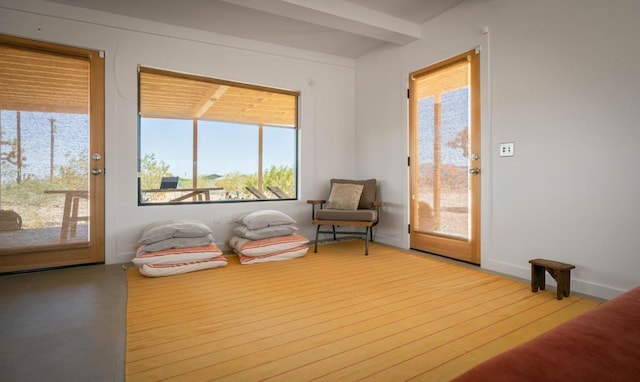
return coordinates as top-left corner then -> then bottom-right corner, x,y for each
228,234 -> 309,256
238,246 -> 308,264
138,256 -> 228,277
132,243 -> 223,265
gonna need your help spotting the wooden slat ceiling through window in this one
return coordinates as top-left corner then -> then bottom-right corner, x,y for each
0,43 -> 89,114
140,69 -> 298,127
415,58 -> 468,100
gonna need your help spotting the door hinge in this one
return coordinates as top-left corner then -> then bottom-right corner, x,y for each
407,89 -> 410,98
408,224 -> 411,234
407,156 -> 410,166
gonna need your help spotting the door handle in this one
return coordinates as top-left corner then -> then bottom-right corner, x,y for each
91,167 -> 103,175
469,168 -> 480,175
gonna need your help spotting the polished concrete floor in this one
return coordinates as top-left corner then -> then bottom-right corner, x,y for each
0,263 -> 126,381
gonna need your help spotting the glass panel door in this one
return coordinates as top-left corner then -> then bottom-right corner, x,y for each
0,35 -> 104,272
415,60 -> 470,238
409,49 -> 480,264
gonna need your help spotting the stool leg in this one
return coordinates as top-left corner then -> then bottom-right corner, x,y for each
538,267 -> 546,291
530,265 -> 536,292
559,270 -> 571,299
531,265 -> 545,292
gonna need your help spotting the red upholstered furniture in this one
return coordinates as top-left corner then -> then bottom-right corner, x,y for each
452,287 -> 640,382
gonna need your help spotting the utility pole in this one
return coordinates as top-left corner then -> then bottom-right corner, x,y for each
0,110 -> 2,205
49,118 -> 55,180
16,111 -> 21,184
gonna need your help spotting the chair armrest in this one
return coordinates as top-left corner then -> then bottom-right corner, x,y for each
307,200 -> 326,220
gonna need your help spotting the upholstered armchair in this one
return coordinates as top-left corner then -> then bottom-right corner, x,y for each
307,179 -> 383,255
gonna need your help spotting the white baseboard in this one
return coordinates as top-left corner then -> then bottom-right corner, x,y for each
373,232 -> 405,249
109,251 -> 135,265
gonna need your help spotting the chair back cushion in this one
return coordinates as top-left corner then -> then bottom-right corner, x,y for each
330,179 -> 377,209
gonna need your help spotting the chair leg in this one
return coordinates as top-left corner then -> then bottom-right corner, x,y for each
364,226 -> 370,256
314,225 -> 321,253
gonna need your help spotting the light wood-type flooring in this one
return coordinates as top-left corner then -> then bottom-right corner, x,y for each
126,241 -> 599,381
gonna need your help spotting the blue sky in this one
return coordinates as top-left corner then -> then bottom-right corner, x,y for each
140,118 -> 296,178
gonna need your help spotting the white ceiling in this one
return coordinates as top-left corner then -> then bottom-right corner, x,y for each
43,0 -> 466,58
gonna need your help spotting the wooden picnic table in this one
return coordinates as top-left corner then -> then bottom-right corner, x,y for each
44,190 -> 89,240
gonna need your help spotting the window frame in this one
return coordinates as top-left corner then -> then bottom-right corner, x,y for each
137,67 -> 300,205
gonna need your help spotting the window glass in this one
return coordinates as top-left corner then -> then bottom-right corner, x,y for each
263,126 -> 297,198
138,67 -> 298,204
140,118 -> 193,198
197,121 -> 258,200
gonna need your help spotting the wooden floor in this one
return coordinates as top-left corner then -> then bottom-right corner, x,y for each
126,241 -> 599,381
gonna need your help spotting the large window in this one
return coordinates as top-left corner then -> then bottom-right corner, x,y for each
138,67 -> 299,204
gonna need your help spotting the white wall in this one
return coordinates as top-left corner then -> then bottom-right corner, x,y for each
3,0 -> 638,300
356,0 -> 640,299
0,0 -> 357,263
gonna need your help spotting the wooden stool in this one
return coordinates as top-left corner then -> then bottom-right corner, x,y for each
529,258 -> 575,300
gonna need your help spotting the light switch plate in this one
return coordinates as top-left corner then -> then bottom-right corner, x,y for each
500,142 -> 515,157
